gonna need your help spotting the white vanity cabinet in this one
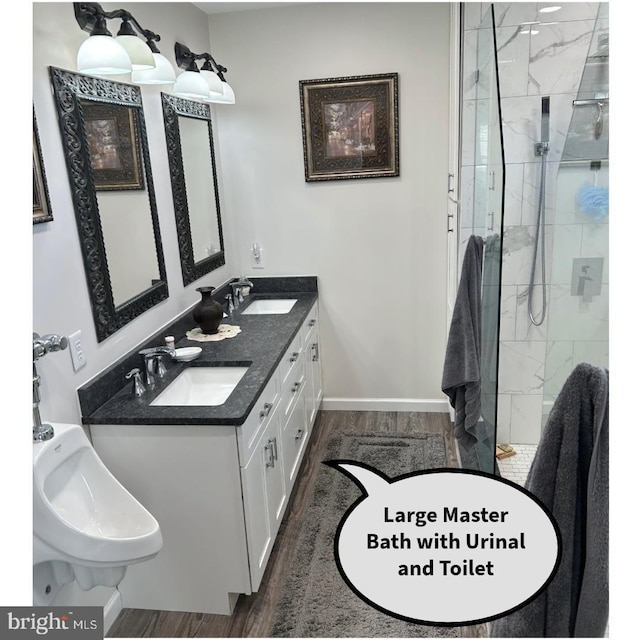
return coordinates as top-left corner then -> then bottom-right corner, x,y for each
90,301 -> 321,615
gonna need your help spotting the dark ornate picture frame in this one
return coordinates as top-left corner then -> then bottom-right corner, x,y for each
33,108 -> 53,224
299,73 -> 399,182
161,93 -> 225,286
81,101 -> 145,190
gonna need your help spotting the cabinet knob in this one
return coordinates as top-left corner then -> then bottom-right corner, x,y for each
289,351 -> 299,363
259,402 -> 273,419
308,318 -> 317,327
295,428 -> 305,441
292,381 -> 302,394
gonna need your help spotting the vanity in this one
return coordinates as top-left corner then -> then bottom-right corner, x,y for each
80,278 -> 322,614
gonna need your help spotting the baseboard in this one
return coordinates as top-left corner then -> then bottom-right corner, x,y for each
104,589 -> 123,635
320,398 -> 450,412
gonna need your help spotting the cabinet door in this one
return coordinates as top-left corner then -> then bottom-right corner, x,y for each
265,417 -> 287,530
281,384 -> 308,495
305,326 -> 322,424
241,408 -> 286,591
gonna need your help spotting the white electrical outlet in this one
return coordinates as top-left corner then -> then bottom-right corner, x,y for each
251,242 -> 265,269
69,329 -> 87,371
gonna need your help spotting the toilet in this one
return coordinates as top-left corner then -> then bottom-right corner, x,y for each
33,422 -> 162,598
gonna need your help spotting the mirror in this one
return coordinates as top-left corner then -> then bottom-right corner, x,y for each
49,67 -> 168,342
161,93 -> 225,285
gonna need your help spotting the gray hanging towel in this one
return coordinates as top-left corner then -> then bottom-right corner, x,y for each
490,362 -> 609,638
441,235 -> 484,448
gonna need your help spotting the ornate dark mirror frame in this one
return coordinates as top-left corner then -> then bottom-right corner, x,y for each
33,107 -> 53,224
49,66 -> 168,342
161,93 -> 225,286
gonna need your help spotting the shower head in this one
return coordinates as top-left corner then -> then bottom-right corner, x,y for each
535,96 -> 551,156
541,96 -> 550,143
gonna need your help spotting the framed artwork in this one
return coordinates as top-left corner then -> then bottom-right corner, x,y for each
81,100 -> 145,190
299,73 -> 399,182
33,109 -> 53,224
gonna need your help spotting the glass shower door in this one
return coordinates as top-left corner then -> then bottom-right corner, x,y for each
458,4 -> 505,473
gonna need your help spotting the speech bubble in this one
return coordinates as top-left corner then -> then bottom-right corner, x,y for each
325,461 -> 561,626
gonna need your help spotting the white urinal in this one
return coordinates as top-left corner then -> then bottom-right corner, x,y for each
33,422 -> 162,598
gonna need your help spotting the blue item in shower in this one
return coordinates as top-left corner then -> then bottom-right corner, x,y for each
577,182 -> 609,220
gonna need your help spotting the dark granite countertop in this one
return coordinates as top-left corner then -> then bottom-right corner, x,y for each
80,277 -> 318,427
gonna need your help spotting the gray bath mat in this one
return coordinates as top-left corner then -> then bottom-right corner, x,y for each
268,430 -> 461,637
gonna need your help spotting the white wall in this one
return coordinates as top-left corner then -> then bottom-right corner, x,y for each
210,2 -> 452,409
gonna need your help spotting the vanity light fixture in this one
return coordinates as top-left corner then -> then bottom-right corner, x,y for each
200,58 -> 225,98
114,17 -> 155,70
173,43 -> 211,99
74,2 -> 172,80
132,37 -> 177,86
74,3 -> 131,75
174,42 -> 235,104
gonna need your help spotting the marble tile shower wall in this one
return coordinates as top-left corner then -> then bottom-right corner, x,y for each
461,3 -> 608,444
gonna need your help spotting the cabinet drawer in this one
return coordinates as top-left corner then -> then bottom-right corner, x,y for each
301,303 -> 319,346
236,374 -> 279,467
282,360 -> 305,421
278,331 -> 302,391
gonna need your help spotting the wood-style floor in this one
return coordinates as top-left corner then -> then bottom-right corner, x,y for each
108,410 -> 484,638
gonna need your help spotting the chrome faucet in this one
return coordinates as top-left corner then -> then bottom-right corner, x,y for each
230,275 -> 254,307
33,333 -> 69,442
225,293 -> 235,315
138,346 -> 175,386
125,368 -> 146,397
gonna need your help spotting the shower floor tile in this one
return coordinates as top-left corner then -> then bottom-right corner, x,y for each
497,443 -> 538,485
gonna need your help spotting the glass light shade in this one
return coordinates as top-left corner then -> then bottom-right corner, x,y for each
77,35 -> 132,75
207,81 -> 236,104
200,69 -> 224,96
132,53 -> 176,85
115,35 -> 155,70
173,71 -> 211,99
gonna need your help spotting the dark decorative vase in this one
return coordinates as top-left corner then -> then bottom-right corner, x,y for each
193,286 -> 223,334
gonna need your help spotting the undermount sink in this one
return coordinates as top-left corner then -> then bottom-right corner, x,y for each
242,299 -> 297,315
150,366 -> 249,406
